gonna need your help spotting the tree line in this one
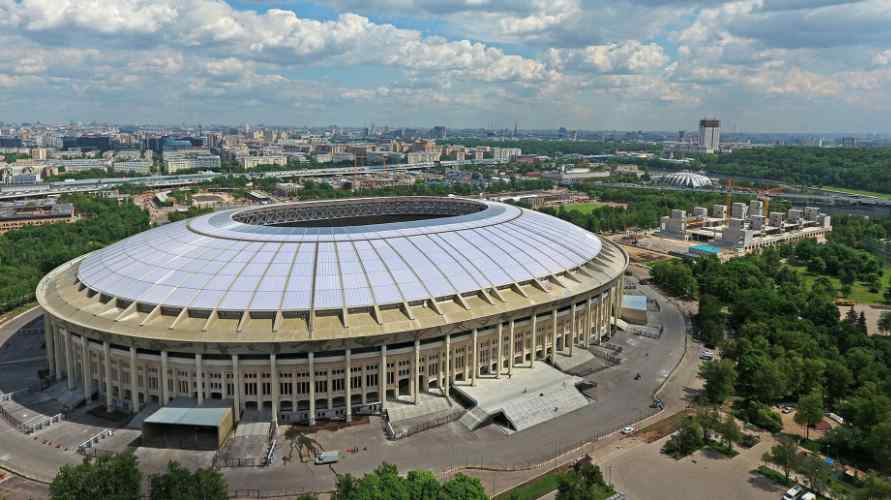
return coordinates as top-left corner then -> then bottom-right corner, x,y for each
0,196 -> 149,314
696,146 -> 891,194
656,249 -> 891,475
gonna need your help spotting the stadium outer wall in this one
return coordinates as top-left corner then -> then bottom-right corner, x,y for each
36,202 -> 628,426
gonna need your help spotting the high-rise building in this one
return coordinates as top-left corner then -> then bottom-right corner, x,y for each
699,119 -> 720,153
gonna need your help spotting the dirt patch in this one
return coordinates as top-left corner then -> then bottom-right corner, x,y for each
836,304 -> 887,336
778,410 -> 834,440
638,409 -> 694,443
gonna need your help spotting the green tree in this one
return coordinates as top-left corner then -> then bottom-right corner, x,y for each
798,454 -> 832,496
149,462 -> 229,500
700,359 -> 737,405
662,417 -> 705,458
762,437 -> 800,482
718,414 -> 742,451
878,311 -> 891,334
439,474 -> 488,500
556,463 -> 613,500
794,389 -> 824,441
332,463 -> 488,500
854,474 -> 891,500
50,453 -> 142,500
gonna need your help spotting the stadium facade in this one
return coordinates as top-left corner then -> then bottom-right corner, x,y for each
37,197 -> 627,425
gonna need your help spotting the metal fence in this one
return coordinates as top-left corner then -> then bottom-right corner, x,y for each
18,413 -> 63,434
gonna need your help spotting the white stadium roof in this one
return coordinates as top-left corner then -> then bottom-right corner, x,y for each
659,171 -> 712,188
76,197 -> 603,314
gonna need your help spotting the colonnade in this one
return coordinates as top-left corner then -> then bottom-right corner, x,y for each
43,283 -> 623,426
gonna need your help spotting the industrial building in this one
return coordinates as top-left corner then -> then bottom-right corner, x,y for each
659,200 -> 831,255
37,197 -> 628,428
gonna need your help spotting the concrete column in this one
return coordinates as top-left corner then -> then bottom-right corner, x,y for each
530,314 -> 537,367
508,320 -> 515,376
82,340 -> 91,401
270,354 -> 279,424
471,329 -> 478,386
44,318 -> 55,378
345,349 -> 352,422
308,352 -> 316,425
379,345 -> 387,406
444,334 -> 450,397
231,354 -> 240,423
496,322 -> 502,379
161,351 -> 170,404
195,353 -> 203,405
521,318 -> 529,366
128,347 -> 138,413
551,309 -> 558,361
412,340 -> 419,403
103,342 -> 112,409
64,330 -> 74,390
54,327 -> 64,381
361,364 -> 368,404
570,303 -> 577,356
585,297 -> 593,346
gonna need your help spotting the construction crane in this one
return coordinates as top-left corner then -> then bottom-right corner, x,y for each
757,186 -> 783,215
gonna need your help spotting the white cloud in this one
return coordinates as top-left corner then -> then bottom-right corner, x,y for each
546,41 -> 670,74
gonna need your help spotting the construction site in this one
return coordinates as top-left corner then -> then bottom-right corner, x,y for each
657,181 -> 832,257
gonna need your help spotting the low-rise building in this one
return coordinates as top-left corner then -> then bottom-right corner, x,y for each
165,154 -> 221,173
0,199 -> 76,234
239,155 -> 288,169
112,160 -> 152,175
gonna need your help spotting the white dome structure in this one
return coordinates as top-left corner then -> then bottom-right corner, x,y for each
660,171 -> 712,188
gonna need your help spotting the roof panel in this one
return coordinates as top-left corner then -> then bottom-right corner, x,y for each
74,199 -> 609,313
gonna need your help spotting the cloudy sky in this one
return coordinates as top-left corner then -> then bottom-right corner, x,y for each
0,0 -> 889,132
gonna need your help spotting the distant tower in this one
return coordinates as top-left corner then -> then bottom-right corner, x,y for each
514,122 -> 518,138
699,118 -> 720,153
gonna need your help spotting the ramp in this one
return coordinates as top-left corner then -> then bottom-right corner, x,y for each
453,363 -> 591,433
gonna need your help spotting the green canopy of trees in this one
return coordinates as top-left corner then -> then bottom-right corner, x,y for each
672,247 -> 891,473
0,196 -> 149,314
698,146 -> 891,194
50,454 -> 228,500
333,463 -> 487,500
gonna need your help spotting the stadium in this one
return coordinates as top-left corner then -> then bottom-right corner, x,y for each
37,196 -> 627,427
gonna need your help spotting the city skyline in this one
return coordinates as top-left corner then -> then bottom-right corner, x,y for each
1,1 -> 890,132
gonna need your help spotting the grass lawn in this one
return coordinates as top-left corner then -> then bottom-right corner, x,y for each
561,201 -> 606,215
493,468 -> 613,500
787,264 -> 891,304
493,470 -> 561,500
816,185 -> 891,201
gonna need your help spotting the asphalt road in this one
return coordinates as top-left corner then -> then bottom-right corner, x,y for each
224,283 -> 690,493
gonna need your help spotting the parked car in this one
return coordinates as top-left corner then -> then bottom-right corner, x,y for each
314,451 -> 339,465
699,350 -> 714,361
622,425 -> 635,435
782,485 -> 803,500
800,493 -> 816,500
783,405 -> 795,414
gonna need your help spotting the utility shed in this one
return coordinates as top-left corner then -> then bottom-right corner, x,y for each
622,294 -> 648,325
142,406 -> 233,450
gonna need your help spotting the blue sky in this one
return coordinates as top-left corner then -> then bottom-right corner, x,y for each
1,0 -> 890,132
